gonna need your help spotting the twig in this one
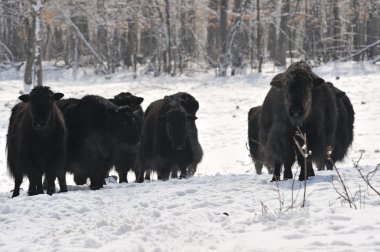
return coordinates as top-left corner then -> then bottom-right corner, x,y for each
276,180 -> 284,212
293,127 -> 308,208
289,166 -> 301,210
327,157 -> 357,209
354,156 -> 380,197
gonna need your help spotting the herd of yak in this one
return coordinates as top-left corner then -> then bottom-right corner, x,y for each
6,61 -> 354,198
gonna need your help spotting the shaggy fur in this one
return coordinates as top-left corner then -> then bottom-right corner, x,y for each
137,95 -> 202,182
317,82 -> 355,170
60,95 -> 141,190
7,86 -> 67,197
260,61 -> 337,181
169,92 -> 202,177
109,92 -> 144,183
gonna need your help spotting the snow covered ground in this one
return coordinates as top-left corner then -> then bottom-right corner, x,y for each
0,62 -> 379,251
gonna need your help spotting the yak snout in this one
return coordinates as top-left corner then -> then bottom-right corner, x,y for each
32,120 -> 47,129
289,108 -> 303,118
173,143 -> 186,151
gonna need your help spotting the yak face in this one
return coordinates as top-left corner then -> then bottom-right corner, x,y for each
159,101 -> 197,151
109,105 -> 142,145
19,86 -> 64,130
270,62 -> 324,126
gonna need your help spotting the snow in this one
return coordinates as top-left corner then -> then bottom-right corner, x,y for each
0,61 -> 380,251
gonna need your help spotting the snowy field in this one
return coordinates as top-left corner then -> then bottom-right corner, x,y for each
0,62 -> 380,251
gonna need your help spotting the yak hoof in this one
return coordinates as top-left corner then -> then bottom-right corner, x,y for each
270,175 -> 281,182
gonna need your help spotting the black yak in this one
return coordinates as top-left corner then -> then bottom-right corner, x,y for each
7,86 -> 67,197
137,95 -> 202,182
168,92 -> 202,177
317,82 -> 355,170
109,92 -> 144,183
247,106 -> 274,175
61,95 -> 141,190
260,61 -> 337,181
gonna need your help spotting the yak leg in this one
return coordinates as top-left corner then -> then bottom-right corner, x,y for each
179,164 -> 188,179
316,159 -> 325,171
255,162 -> 263,175
118,169 -> 128,183
155,156 -> 171,181
27,173 -> 39,196
36,173 -> 44,195
187,164 -> 197,177
74,174 -> 87,185
45,169 -> 57,196
307,159 -> 315,178
283,154 -> 295,180
271,162 -> 282,182
298,153 -> 314,180
325,159 -> 334,170
171,166 -> 179,179
267,166 -> 274,174
58,175 -> 68,193
11,174 -> 23,198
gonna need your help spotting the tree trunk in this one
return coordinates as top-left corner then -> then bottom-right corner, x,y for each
32,0 -> 43,86
276,0 -> 289,66
23,15 -> 35,94
367,0 -> 378,59
219,0 -> 228,76
206,0 -> 219,68
352,0 -> 361,61
256,0 -> 262,72
164,0 -> 172,74
332,0 -> 341,60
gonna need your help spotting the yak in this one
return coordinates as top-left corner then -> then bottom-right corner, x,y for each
7,86 -> 67,197
137,95 -> 202,182
109,92 -> 144,183
259,61 -> 337,181
61,95 -> 141,190
167,92 -> 202,177
248,106 -> 274,175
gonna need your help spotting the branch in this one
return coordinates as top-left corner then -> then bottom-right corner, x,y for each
354,159 -> 380,197
344,40 -> 380,61
0,42 -> 14,61
52,0 -> 109,74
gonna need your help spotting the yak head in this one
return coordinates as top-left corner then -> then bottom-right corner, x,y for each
19,86 -> 64,130
159,98 -> 197,151
109,105 -> 142,145
170,92 -> 199,115
270,61 -> 324,126
112,92 -> 144,107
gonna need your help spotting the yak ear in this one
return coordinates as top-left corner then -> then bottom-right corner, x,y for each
18,94 -> 29,103
270,73 -> 284,88
135,97 -> 144,105
54,93 -> 64,101
336,91 -> 346,99
107,107 -> 118,115
311,72 -> 324,87
187,115 -> 197,121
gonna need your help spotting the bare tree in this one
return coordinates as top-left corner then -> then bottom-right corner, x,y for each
256,0 -> 262,72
